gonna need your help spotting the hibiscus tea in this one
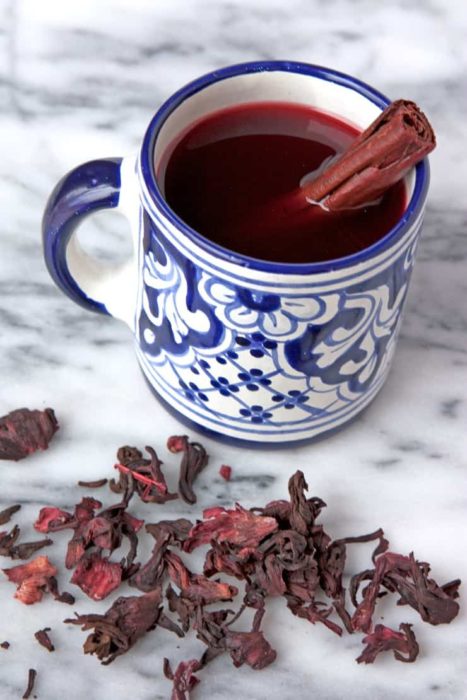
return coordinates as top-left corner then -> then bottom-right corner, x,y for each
161,102 -> 407,264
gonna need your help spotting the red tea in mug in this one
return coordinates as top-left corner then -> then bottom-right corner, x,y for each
161,102 -> 406,263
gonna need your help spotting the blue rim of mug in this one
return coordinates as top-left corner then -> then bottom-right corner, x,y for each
140,60 -> 430,275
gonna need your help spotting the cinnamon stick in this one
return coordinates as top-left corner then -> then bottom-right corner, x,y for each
302,99 -> 435,211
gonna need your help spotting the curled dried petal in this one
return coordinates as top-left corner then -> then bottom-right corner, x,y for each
0,505 -> 21,525
352,552 -> 412,632
78,478 -> 108,488
163,658 -> 201,700
356,623 -> 419,664
34,627 -> 54,652
74,497 -> 102,523
388,553 -> 460,625
22,668 -> 37,699
184,504 -> 278,553
146,519 -> 193,546
167,435 -> 208,505
287,597 -> 343,636
166,551 -> 238,604
288,471 -> 313,535
34,507 -> 73,533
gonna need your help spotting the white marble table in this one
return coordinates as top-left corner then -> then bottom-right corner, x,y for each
1,1 -> 466,698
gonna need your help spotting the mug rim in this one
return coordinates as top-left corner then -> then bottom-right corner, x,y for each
139,60 -> 430,275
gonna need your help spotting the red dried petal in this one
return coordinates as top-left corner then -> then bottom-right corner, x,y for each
0,408 -> 58,461
167,435 -> 188,453
164,658 -> 201,700
357,623 -> 419,664
352,552 -> 412,632
166,552 -> 237,604
82,517 -> 114,550
184,504 -> 278,553
74,497 -> 102,523
71,553 -> 122,600
3,555 -> 57,605
65,535 -> 86,570
219,465 -> 232,481
225,630 -> 277,670
34,507 -> 73,533
123,513 -> 144,533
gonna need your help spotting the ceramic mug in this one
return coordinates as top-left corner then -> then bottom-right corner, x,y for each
42,61 -> 429,446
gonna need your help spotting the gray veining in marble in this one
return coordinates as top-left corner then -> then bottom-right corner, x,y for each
1,0 -> 466,698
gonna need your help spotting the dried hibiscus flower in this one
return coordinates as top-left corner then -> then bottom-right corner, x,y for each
113,445 -> 178,504
357,623 -> 419,663
65,588 -> 182,664
167,435 -> 209,504
0,408 -> 58,461
351,551 -> 460,632
2,555 -> 72,605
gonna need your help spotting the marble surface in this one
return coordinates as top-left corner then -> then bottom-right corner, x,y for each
1,0 -> 467,698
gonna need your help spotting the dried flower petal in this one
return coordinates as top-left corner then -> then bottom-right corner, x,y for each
167,435 -> 208,504
65,535 -> 86,570
65,589 -> 165,664
287,597 -> 343,636
34,627 -> 55,652
0,408 -> 58,461
70,553 -> 122,600
74,497 -> 102,523
34,507 -> 74,533
225,630 -> 277,669
3,555 -> 57,604
163,658 -> 201,700
0,525 -> 20,554
146,518 -> 193,546
184,504 -> 278,553
356,623 -> 419,663
114,446 -> 178,504
7,537 -> 53,560
47,575 -> 75,605
288,471 -> 313,535
352,552 -> 412,632
78,478 -> 108,488
0,504 -> 21,525
123,512 -> 144,533
166,551 -> 238,604
388,553 -> 460,625
22,668 -> 37,699
219,465 -> 232,482
129,531 -> 171,593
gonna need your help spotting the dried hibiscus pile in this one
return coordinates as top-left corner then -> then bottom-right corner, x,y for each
0,423 -> 462,699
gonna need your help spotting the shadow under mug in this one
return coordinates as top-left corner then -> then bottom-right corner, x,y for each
42,61 -> 429,447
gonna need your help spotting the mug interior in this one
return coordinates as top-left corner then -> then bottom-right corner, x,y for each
139,62 -> 428,274
153,69 -> 416,203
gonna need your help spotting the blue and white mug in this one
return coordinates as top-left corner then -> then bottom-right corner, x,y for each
42,61 -> 429,446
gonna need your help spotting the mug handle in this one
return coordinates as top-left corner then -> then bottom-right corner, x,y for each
42,155 -> 140,329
